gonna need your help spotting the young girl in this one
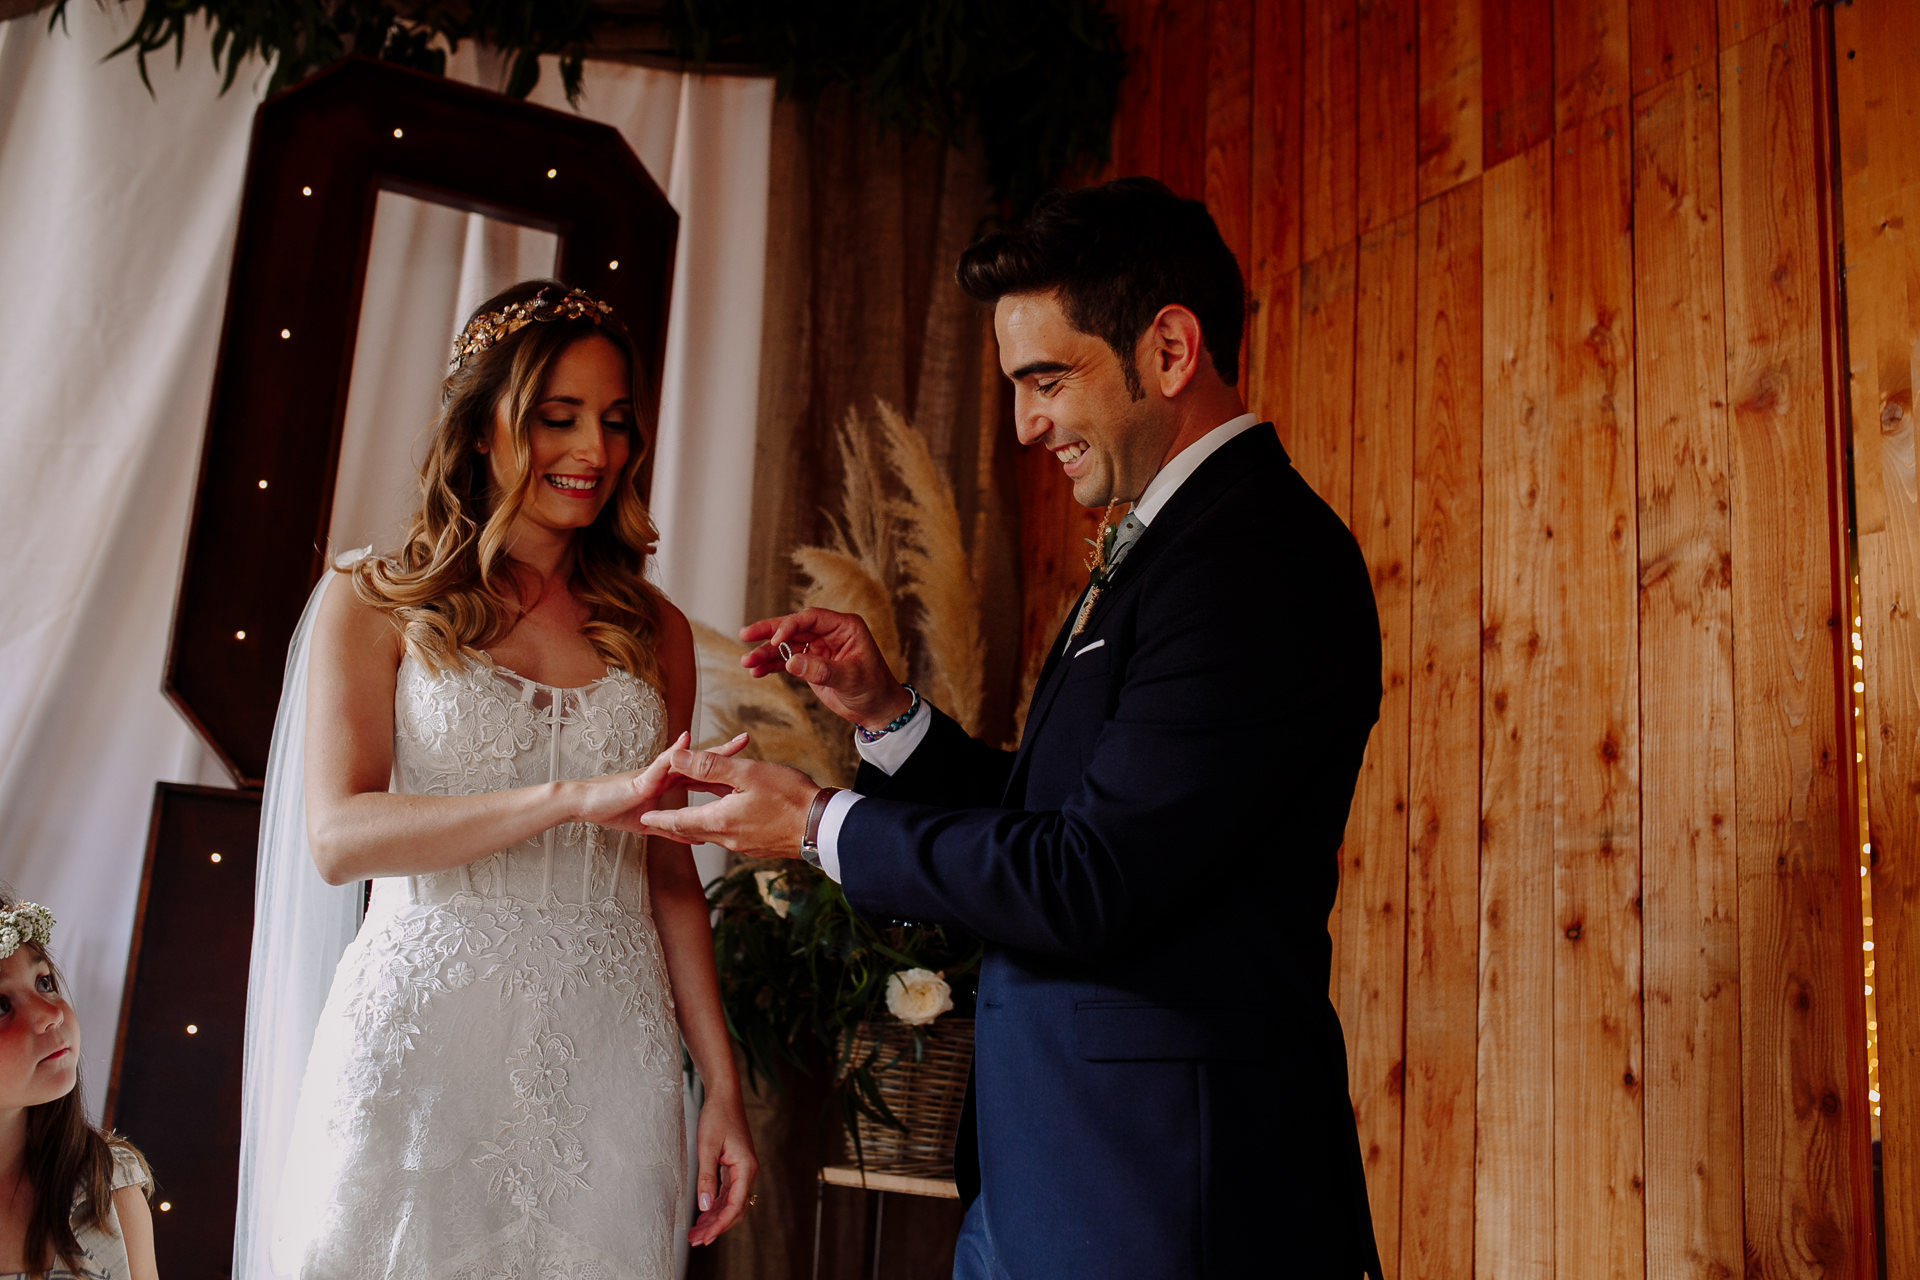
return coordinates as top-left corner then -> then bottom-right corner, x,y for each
0,894 -> 156,1280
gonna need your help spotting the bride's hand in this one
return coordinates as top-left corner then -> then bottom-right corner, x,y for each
571,732 -> 749,832
688,1091 -> 757,1246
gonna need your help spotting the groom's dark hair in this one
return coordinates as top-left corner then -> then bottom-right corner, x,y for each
956,177 -> 1246,396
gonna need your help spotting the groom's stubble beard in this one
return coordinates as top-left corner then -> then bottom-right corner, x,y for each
1077,393 -> 1173,509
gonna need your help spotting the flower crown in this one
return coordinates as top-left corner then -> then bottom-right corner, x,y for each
0,901 -> 54,961
449,287 -> 616,374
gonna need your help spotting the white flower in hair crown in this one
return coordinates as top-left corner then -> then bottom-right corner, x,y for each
0,902 -> 54,960
449,287 -> 616,373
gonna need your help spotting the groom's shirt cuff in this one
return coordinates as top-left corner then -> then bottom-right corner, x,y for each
853,702 -> 934,773
817,707 -> 934,882
815,790 -> 861,883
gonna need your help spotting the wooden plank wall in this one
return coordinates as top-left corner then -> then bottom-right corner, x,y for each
1011,0 -> 1907,1273
1834,3 -> 1920,1275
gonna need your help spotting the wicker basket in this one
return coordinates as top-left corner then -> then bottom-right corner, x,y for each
839,1017 -> 974,1179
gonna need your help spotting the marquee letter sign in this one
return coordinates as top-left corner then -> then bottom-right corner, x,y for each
166,55 -> 677,785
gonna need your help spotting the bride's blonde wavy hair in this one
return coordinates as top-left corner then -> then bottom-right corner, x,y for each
348,279 -> 668,691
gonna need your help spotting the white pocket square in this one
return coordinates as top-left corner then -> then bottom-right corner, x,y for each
1073,639 -> 1107,658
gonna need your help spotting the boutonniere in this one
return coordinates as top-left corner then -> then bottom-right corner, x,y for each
1072,501 -> 1125,638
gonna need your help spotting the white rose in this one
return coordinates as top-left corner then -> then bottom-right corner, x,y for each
754,869 -> 793,920
885,968 -> 953,1026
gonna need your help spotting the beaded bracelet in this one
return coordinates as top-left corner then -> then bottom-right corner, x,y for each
856,685 -> 921,744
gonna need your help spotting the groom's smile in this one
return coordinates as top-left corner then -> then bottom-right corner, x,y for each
997,290 -> 1173,509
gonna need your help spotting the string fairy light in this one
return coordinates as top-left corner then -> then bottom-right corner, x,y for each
1851,579 -> 1882,1135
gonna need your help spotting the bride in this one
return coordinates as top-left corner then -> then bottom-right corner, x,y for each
240,281 -> 755,1279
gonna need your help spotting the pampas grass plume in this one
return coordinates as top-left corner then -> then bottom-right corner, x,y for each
691,397 -> 993,790
692,622 -> 854,787
873,400 -> 985,736
791,546 -> 904,681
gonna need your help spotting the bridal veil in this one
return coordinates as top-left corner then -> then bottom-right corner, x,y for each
233,562 -> 366,1280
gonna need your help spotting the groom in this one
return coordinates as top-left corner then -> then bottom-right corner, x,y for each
642,178 -> 1383,1280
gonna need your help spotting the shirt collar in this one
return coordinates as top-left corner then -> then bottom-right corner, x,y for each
1132,413 -> 1261,526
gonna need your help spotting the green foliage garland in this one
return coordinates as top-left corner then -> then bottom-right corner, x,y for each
665,0 -> 1126,214
46,0 -> 592,100
49,0 -> 1123,213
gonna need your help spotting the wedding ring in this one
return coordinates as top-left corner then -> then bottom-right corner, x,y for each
777,642 -> 795,663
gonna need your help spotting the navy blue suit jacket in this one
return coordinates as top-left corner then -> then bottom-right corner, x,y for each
841,425 -> 1384,1279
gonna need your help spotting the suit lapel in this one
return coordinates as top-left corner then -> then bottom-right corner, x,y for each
1000,588 -> 1089,803
1000,425 -> 1286,805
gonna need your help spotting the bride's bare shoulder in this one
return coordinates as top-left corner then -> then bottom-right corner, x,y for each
654,598 -> 695,714
312,566 -> 404,668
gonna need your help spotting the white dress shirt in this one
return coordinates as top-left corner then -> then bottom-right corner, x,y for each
815,412 -> 1263,881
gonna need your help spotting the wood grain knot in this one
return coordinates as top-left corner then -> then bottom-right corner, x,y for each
1800,1214 -> 1844,1265
1565,923 -> 1582,941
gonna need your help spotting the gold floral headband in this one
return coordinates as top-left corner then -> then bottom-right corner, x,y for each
0,901 -> 54,961
449,287 -> 616,374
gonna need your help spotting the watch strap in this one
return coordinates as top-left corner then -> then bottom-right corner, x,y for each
801,786 -> 842,867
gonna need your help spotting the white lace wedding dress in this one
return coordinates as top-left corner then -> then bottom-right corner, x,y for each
272,654 -> 684,1280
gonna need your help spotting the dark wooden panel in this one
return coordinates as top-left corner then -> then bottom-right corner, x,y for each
1555,0 -> 1630,132
166,56 -> 678,784
1252,0 -> 1306,278
1250,0 -> 1306,408
1162,0 -> 1209,196
1114,0 -> 1163,176
1357,0 -> 1417,234
1482,0 -> 1552,166
1630,0 -> 1718,93
1207,0 -> 1254,380
1302,0 -> 1359,259
1719,0 -> 1809,52
1416,0 -> 1483,201
108,784 -> 262,1277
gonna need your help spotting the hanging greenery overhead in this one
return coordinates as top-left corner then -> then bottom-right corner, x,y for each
45,0 -> 1124,214
667,0 -> 1126,215
45,0 -> 596,100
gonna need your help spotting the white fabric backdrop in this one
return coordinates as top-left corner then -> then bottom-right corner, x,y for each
0,1 -> 770,1152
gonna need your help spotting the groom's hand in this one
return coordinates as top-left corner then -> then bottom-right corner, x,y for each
639,748 -> 819,859
579,731 -> 749,833
740,608 -> 912,733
